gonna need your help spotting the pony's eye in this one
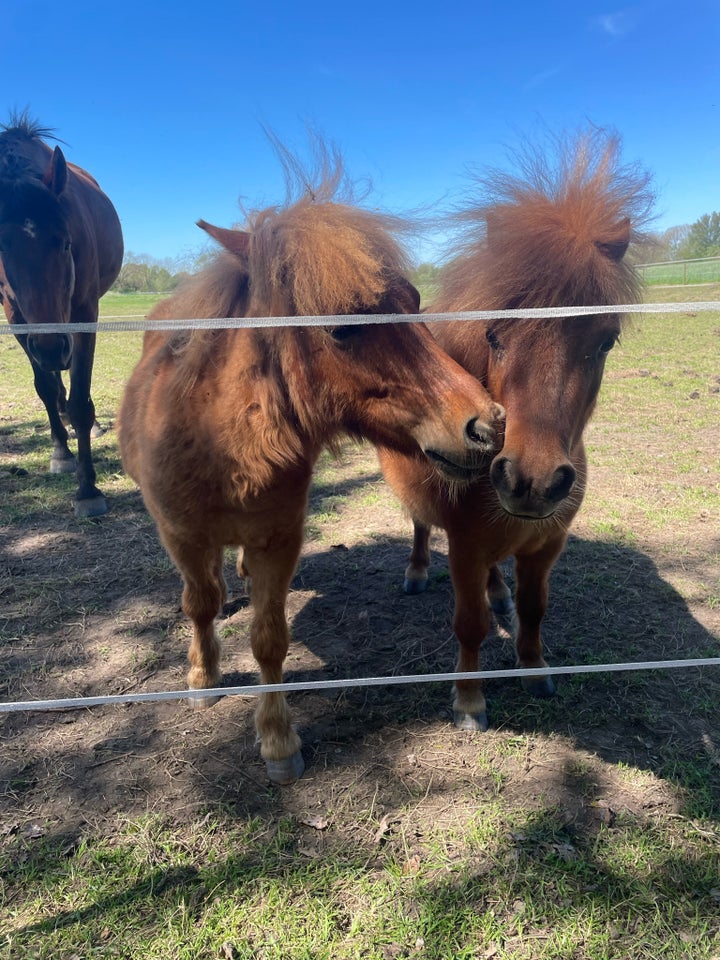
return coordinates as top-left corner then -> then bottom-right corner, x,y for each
330,324 -> 364,342
486,328 -> 501,350
598,334 -> 618,354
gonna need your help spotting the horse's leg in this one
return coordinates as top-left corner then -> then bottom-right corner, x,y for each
242,528 -> 305,784
57,370 -> 103,437
164,535 -> 226,705
66,328 -> 106,517
513,541 -> 566,698
16,336 -> 77,473
448,532 -> 492,731
487,563 -> 513,615
404,520 -> 432,594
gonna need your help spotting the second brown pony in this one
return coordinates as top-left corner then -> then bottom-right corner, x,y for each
379,130 -> 654,731
119,154 -> 503,783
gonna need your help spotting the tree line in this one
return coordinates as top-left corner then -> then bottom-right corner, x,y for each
111,211 -> 720,294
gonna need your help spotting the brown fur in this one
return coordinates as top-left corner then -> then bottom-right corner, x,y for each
118,148 -> 502,782
378,129 -> 655,729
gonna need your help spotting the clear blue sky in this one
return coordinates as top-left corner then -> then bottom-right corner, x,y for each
4,0 -> 718,265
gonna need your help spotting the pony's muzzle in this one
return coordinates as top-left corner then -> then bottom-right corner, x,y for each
490,454 -> 577,517
28,332 -> 72,371
465,402 -> 505,453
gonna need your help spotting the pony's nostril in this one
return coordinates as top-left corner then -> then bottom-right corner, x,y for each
465,416 -> 494,449
547,464 -> 576,503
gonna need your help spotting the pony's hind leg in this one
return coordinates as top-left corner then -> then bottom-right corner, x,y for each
404,520 -> 432,594
242,528 -> 305,784
165,536 -> 226,708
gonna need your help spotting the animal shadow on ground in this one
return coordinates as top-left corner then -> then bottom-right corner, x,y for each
1,479 -> 719,849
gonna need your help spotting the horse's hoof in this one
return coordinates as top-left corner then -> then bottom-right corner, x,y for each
51,456 -> 77,475
453,710 -> 489,732
403,577 -> 428,595
490,596 -> 515,617
91,421 -> 105,439
521,673 -> 557,698
187,691 -> 222,709
265,750 -> 305,785
74,496 -> 108,518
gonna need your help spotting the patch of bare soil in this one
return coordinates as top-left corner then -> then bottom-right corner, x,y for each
1,443 -> 719,854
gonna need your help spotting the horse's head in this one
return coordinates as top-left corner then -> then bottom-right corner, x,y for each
0,146 -> 75,371
197,216 -> 504,478
484,308 -> 623,519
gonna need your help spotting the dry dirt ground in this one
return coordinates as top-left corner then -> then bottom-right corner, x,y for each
1,435 -> 719,858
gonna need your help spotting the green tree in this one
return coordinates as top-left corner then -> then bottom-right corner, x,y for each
676,212 -> 720,260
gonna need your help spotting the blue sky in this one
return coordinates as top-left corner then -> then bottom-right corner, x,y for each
4,0 -> 718,265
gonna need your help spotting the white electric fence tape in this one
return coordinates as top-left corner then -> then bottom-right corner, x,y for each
0,300 -> 718,336
2,659 -> 719,714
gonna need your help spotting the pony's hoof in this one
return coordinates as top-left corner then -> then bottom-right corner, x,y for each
90,421 -> 105,439
490,595 -> 515,617
51,456 -> 77,475
403,576 -> 428,595
74,495 -> 108,518
453,710 -> 489,732
521,673 -> 557,698
265,750 -> 305,785
187,691 -> 222,709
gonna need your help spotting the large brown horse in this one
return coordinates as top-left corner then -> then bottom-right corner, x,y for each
118,157 -> 504,783
0,112 -> 123,517
379,130 -> 654,731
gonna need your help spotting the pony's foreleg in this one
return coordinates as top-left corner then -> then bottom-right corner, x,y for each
404,520 -> 432,594
243,531 -> 305,784
448,534 -> 492,731
165,537 -> 226,706
513,542 -> 565,698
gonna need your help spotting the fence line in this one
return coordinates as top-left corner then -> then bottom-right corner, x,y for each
1,300 -> 719,337
3,659 -> 720,716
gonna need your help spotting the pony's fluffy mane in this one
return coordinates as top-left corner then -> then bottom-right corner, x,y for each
161,135 -> 413,326
433,129 -> 656,312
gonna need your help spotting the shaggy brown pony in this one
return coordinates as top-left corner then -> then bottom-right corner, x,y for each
379,129 -> 654,731
119,152 -> 504,783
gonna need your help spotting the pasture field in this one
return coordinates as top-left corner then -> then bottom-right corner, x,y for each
0,286 -> 719,959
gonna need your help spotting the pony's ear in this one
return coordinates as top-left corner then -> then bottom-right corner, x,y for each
595,217 -> 631,262
42,146 -> 68,196
197,220 -> 250,261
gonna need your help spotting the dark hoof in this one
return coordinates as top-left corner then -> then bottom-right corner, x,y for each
521,673 -> 557,698
74,495 -> 108,519
187,691 -> 222,709
490,596 -> 515,617
453,710 -> 489,732
403,577 -> 428,595
51,456 -> 77,475
265,750 -> 305,785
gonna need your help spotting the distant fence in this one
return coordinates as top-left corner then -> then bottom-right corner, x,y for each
637,255 -> 720,285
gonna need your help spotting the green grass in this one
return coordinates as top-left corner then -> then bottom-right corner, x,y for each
3,805 -> 719,959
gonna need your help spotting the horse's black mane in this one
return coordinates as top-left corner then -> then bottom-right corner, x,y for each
0,108 -> 58,143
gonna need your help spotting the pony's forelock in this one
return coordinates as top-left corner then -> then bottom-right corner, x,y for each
433,128 -> 656,312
